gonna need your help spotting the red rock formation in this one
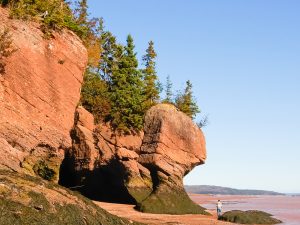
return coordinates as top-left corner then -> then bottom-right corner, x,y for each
140,103 -> 206,185
0,8 -> 87,179
70,106 -> 97,172
62,106 -> 152,203
65,104 -> 207,214
137,104 -> 207,214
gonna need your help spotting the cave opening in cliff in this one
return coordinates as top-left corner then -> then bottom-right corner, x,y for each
59,157 -> 137,204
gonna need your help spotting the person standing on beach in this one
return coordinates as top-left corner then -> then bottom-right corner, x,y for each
217,200 -> 222,219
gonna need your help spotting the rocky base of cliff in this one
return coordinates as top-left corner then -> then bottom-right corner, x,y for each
136,185 -> 209,215
0,170 -> 143,225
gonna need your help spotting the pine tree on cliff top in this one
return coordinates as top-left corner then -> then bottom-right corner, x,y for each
109,34 -> 145,133
75,0 -> 88,26
142,40 -> 160,110
175,80 -> 200,119
162,75 -> 173,104
98,31 -> 121,83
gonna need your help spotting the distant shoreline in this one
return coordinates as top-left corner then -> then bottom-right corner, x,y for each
185,185 -> 285,196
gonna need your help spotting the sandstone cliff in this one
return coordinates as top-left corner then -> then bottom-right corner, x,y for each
0,8 -> 146,225
63,104 -> 208,214
0,6 -> 208,216
0,7 -> 87,181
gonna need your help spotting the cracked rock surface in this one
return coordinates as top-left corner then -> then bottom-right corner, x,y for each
63,104 -> 208,214
0,7 -> 87,179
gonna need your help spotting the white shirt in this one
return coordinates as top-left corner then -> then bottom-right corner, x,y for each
217,201 -> 222,209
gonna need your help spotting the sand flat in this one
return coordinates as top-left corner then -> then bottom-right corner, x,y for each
191,194 -> 300,225
94,194 -> 300,225
94,201 -> 234,225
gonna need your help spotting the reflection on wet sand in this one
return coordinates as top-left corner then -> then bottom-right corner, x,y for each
190,194 -> 300,225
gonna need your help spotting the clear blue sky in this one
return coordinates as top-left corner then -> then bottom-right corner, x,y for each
87,0 -> 300,193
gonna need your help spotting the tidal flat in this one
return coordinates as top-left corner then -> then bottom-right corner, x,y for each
191,194 -> 300,225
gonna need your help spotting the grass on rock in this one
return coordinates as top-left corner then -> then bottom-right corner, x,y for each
136,186 -> 210,215
0,170 -> 144,225
219,210 -> 282,224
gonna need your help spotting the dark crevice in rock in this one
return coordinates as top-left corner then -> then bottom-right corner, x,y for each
146,166 -> 160,192
59,155 -> 136,204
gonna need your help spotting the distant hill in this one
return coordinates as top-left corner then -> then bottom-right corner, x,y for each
185,185 -> 284,195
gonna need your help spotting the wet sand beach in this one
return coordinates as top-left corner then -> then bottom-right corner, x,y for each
95,194 -> 300,225
191,194 -> 300,225
95,201 -> 233,225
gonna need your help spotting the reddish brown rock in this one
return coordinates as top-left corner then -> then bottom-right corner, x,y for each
0,8 -> 87,178
117,148 -> 139,160
75,106 -> 95,131
0,138 -> 26,172
140,103 -> 206,185
65,104 -> 207,214
62,106 -> 152,203
137,104 -> 207,214
69,106 -> 98,172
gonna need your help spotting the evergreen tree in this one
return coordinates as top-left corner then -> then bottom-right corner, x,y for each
72,0 -> 90,40
175,80 -> 200,119
109,35 -> 144,133
75,0 -> 88,26
80,70 -> 110,122
163,75 -> 173,103
98,31 -> 121,83
142,41 -> 160,109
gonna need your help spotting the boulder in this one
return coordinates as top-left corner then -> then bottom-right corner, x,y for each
0,7 -> 88,180
137,104 -> 207,214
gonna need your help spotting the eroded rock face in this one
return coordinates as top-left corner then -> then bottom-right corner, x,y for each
64,104 -> 207,214
61,106 -> 152,203
137,104 -> 207,214
0,8 -> 87,180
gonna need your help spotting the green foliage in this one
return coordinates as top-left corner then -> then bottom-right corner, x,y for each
136,187 -> 210,215
81,30 -> 152,133
0,170 -> 144,225
80,70 -> 111,122
8,0 -> 71,35
33,161 -> 56,181
0,28 -> 16,74
74,0 -> 88,27
80,30 -> 148,133
162,75 -> 173,104
142,40 -> 160,110
109,35 -> 145,133
219,210 -> 282,224
73,0 -> 99,42
98,31 -> 121,82
175,80 -> 200,119
3,0 -> 88,38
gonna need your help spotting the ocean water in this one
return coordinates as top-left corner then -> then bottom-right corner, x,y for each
191,195 -> 300,225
